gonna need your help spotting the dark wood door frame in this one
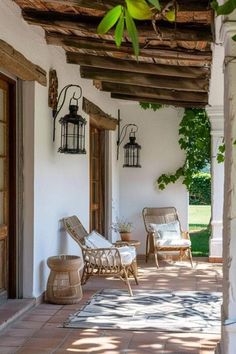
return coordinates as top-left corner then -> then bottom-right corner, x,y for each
0,72 -> 17,299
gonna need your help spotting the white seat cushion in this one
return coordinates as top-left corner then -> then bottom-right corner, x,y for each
156,238 -> 191,247
84,231 -> 136,266
118,246 -> 136,265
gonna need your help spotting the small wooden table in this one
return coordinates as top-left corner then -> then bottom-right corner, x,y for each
115,240 -> 141,276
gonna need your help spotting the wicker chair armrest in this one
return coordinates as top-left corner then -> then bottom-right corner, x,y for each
83,247 -> 122,268
182,231 -> 190,240
113,241 -> 130,247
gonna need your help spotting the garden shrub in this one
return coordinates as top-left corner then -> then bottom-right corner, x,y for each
189,172 -> 211,205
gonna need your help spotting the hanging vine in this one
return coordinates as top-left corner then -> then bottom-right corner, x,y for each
156,108 -> 211,190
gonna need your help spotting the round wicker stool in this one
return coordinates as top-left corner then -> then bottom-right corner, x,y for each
46,255 -> 83,304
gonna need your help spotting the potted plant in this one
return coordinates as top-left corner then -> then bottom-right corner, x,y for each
112,218 -> 133,241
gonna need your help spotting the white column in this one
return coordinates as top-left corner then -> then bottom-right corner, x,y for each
219,19 -> 236,354
207,107 -> 224,261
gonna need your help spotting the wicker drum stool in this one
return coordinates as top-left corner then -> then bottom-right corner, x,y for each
46,255 -> 83,304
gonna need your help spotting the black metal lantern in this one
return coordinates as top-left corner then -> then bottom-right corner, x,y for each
123,130 -> 141,168
117,109 -> 141,168
52,84 -> 86,154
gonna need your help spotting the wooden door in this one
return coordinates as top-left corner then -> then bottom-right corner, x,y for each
90,126 -> 105,234
0,78 -> 9,301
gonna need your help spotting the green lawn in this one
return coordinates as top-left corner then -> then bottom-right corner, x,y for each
189,205 -> 211,257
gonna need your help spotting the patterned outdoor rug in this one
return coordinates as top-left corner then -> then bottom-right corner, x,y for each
63,289 -> 222,333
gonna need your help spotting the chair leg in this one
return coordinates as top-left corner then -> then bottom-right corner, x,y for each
188,248 -> 193,268
154,249 -> 159,268
123,269 -> 133,296
146,234 -> 150,263
130,263 -> 139,285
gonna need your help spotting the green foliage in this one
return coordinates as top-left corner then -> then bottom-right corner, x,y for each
211,0 -> 236,41
126,0 -> 152,20
97,5 -> 122,34
190,228 -> 210,257
97,0 -> 174,57
157,108 -> 211,191
189,172 -> 211,205
125,8 -> 139,57
217,143 -> 225,163
139,102 -> 163,110
211,0 -> 236,16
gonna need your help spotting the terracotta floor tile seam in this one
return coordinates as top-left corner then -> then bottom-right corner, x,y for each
50,330 -> 81,353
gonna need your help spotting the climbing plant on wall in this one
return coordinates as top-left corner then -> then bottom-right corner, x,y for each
157,108 -> 211,190
139,105 -> 211,190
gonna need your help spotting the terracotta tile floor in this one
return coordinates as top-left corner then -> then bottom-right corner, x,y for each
0,259 -> 222,354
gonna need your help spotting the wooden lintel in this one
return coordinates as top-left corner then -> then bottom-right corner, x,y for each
82,97 -> 117,130
22,9 -> 212,43
0,40 -> 47,86
96,81 -> 208,103
111,93 -> 207,108
67,53 -> 210,79
80,67 -> 209,93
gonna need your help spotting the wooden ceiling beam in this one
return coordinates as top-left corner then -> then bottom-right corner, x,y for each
80,66 -> 209,92
95,81 -> 208,103
46,33 -> 212,65
110,93 -> 207,108
18,0 -> 212,21
23,10 -> 212,42
67,52 -> 210,79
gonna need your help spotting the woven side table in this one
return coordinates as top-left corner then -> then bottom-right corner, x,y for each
46,255 -> 83,305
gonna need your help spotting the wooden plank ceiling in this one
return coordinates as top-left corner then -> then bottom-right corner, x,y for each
14,0 -> 213,108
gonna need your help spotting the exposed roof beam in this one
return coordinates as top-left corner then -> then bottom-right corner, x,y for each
19,0 -> 212,20
80,66 -> 209,92
23,10 -> 212,42
110,93 -> 207,108
95,81 -> 208,103
67,53 -> 210,79
46,33 -> 212,64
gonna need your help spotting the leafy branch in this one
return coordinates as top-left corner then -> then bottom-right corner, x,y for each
156,108 -> 211,191
97,0 -> 175,57
139,102 -> 164,110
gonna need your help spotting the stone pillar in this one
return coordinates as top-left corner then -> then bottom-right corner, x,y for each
219,20 -> 236,354
207,106 -> 224,261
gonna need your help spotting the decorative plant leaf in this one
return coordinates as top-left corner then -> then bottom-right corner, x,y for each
115,11 -> 124,47
125,0 -> 153,20
125,8 -> 139,57
165,9 -> 176,22
146,0 -> 161,11
232,34 -> 236,41
211,0 -> 236,15
97,5 -> 122,34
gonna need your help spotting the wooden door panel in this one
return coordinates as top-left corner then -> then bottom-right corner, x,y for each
90,127 -> 105,234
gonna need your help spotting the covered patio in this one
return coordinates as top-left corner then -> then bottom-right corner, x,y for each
0,0 -> 230,353
0,259 -> 222,353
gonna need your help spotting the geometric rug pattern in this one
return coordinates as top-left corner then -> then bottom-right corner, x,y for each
63,289 -> 222,333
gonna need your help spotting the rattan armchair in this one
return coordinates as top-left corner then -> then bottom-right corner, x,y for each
142,207 -> 193,268
63,216 -> 138,296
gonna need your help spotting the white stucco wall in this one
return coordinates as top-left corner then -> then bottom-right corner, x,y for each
0,0 -> 120,297
0,0 -> 189,296
118,103 -> 188,254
